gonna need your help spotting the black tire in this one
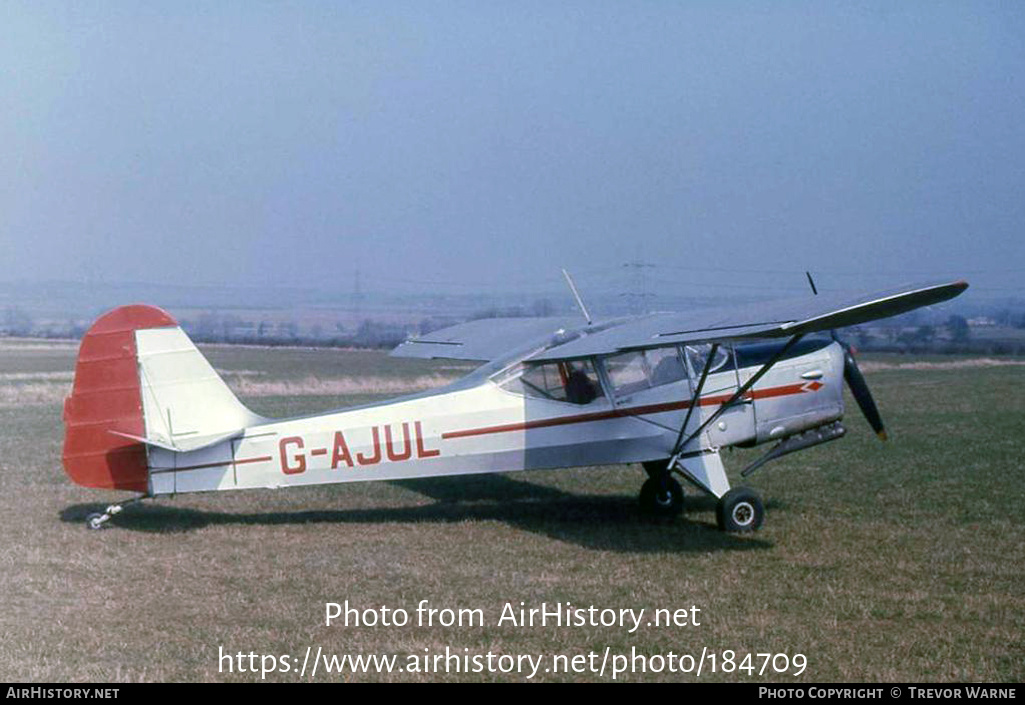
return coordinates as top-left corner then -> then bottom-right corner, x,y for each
716,487 -> 764,532
639,476 -> 684,517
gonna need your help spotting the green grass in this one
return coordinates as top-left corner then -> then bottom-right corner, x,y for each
0,339 -> 1022,682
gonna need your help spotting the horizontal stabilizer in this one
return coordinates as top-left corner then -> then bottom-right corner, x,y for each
108,428 -> 244,453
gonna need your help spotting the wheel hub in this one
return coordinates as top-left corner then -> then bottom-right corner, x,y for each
732,501 -> 754,526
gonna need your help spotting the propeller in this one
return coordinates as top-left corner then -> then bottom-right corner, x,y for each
841,344 -> 888,441
806,271 -> 888,441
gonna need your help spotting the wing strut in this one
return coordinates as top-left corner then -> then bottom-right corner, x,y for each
669,342 -> 719,459
669,334 -> 805,464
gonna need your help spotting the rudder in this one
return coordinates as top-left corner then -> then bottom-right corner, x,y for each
62,305 -> 176,491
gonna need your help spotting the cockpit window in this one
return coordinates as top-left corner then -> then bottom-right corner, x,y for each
605,347 -> 688,396
604,351 -> 649,395
497,360 -> 605,405
647,347 -> 688,386
684,344 -> 732,377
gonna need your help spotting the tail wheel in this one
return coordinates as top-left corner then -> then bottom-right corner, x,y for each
716,487 -> 764,532
639,476 -> 684,517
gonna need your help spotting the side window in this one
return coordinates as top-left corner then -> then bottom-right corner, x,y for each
646,347 -> 687,387
605,348 -> 687,397
604,351 -> 650,396
685,344 -> 732,377
497,360 -> 605,405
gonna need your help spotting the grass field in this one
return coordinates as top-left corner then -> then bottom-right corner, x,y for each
1,339 -> 1022,682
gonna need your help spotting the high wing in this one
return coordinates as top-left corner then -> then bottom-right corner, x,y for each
529,279 -> 968,361
390,316 -> 587,362
391,280 -> 968,363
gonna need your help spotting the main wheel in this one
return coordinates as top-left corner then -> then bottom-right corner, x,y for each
639,476 -> 684,517
86,513 -> 107,531
716,487 -> 764,532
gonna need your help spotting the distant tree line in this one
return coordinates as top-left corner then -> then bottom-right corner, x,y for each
1,307 -> 34,336
849,315 -> 1025,355
181,316 -> 407,349
5,301 -> 1025,356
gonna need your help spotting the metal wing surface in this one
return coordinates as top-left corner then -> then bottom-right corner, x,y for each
529,280 -> 968,362
391,316 -> 586,362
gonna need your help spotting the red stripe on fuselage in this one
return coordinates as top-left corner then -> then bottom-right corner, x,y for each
441,381 -> 821,440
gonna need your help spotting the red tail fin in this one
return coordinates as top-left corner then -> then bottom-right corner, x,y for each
62,305 -> 176,491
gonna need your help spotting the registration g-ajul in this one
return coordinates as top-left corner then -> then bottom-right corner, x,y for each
62,271 -> 967,534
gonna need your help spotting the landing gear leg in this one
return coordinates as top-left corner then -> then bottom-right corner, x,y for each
662,450 -> 767,532
85,495 -> 148,530
639,461 -> 684,517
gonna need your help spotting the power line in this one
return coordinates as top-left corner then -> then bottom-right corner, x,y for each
621,261 -> 657,314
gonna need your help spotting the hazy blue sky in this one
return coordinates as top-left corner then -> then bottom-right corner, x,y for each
1,2 -> 1022,300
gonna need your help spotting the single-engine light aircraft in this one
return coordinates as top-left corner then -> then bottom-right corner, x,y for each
63,278 -> 967,532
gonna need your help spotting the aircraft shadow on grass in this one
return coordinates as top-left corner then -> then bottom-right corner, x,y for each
60,473 -> 774,553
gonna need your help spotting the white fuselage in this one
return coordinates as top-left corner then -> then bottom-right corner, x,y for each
146,340 -> 846,496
